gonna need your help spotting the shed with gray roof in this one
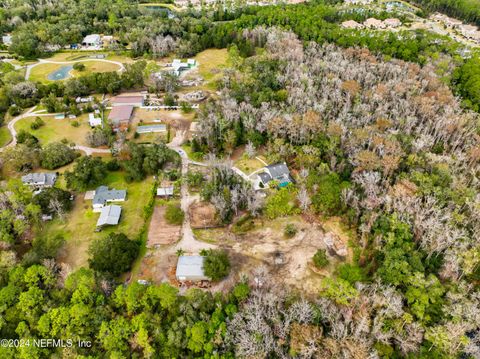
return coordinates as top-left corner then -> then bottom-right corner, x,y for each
176,256 -> 209,282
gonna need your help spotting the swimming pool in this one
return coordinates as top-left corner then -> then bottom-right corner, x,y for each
47,65 -> 73,81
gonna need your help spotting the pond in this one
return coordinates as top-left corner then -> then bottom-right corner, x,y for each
47,65 -> 73,81
142,5 -> 174,18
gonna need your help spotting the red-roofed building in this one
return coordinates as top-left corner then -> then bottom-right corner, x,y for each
108,105 -> 134,131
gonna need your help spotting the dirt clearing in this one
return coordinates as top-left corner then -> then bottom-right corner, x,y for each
147,205 -> 181,248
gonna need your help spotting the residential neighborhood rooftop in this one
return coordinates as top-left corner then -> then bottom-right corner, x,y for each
96,205 -> 122,227
21,173 -> 57,187
93,186 -> 127,206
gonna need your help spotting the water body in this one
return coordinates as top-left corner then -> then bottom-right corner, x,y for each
47,65 -> 73,81
142,5 -> 174,18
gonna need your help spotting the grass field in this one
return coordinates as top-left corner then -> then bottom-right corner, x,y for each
14,114 -> 92,146
71,61 -> 121,76
29,60 -> 121,83
0,126 -> 12,147
234,157 -> 266,175
194,48 -> 229,88
39,172 -> 155,269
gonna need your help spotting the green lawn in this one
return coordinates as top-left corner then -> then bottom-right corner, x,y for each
234,157 -> 266,175
194,48 -> 229,89
29,60 -> 121,83
39,172 -> 155,270
14,114 -> 92,146
0,126 -> 12,147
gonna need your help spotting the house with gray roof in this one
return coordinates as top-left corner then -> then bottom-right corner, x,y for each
96,205 -> 122,228
176,256 -> 210,282
92,186 -> 127,212
257,162 -> 293,188
22,173 -> 57,189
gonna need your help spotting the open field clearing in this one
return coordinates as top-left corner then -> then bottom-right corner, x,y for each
29,60 -> 122,82
14,114 -> 93,146
193,215 -> 355,295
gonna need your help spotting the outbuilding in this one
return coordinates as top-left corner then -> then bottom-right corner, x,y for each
176,256 -> 209,282
96,205 -> 122,228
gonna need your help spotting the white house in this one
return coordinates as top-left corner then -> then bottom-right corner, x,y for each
82,34 -> 102,47
92,186 -> 127,212
89,113 -> 102,127
2,35 -> 12,46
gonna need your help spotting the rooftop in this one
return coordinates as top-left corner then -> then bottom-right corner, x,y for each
21,173 -> 57,186
111,95 -> 144,105
93,186 -> 127,205
96,205 -> 122,227
108,105 -> 134,123
176,256 -> 209,280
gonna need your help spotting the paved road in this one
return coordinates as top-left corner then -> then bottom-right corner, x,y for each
73,145 -> 111,156
25,58 -> 125,80
0,107 -> 37,152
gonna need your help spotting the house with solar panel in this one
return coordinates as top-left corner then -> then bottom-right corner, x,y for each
257,162 -> 294,188
92,186 -> 127,212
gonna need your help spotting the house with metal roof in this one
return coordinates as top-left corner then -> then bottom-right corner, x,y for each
157,185 -> 174,198
136,124 -> 166,133
257,162 -> 293,188
176,256 -> 210,282
96,205 -> 122,228
108,105 -> 134,131
22,173 -> 57,188
92,186 -> 127,212
82,34 -> 102,47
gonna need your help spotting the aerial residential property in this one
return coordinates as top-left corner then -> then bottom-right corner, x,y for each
92,186 -> 127,212
108,105 -> 134,131
1,0 -> 480,357
21,173 -> 57,189
257,163 -> 293,188
81,34 -> 102,48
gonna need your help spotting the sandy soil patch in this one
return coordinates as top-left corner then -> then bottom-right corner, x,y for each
147,205 -> 181,248
189,201 -> 219,229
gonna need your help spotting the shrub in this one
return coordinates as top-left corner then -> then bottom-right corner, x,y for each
73,62 -> 86,71
165,204 -> 184,225
201,249 -> 230,281
337,263 -> 366,284
30,117 -> 45,130
284,223 -> 297,238
88,233 -> 140,277
313,249 -> 329,268
70,120 -> 80,127
264,186 -> 298,219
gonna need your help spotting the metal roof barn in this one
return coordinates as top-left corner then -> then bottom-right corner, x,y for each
136,124 -> 167,133
176,256 -> 209,282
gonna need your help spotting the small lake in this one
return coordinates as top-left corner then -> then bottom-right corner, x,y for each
47,65 -> 73,81
142,5 -> 174,18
